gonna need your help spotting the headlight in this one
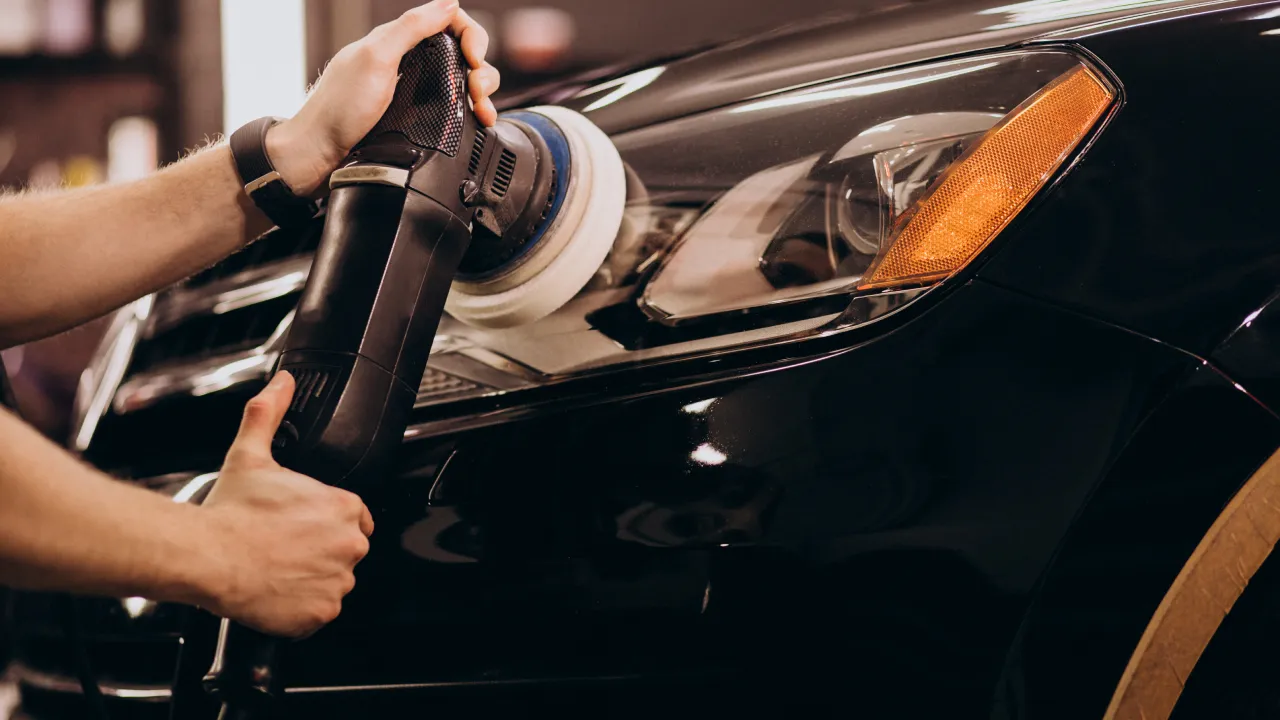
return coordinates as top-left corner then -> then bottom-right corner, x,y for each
425,49 -> 1115,407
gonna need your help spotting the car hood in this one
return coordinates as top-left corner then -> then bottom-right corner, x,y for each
536,0 -> 1255,133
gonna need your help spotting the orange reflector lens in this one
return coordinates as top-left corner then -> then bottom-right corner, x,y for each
860,65 -> 1114,290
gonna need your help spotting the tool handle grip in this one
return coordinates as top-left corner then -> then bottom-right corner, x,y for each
201,33 -> 475,720
358,32 -> 469,158
203,618 -> 282,719
205,42 -> 477,654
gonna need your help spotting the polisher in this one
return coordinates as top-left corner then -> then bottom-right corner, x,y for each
201,32 -> 624,719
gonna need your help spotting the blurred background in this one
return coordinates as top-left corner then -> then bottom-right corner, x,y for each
0,0 -> 873,442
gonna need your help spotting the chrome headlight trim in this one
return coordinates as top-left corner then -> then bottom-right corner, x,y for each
70,295 -> 153,453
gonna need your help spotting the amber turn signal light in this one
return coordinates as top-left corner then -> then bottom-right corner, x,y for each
860,64 -> 1115,290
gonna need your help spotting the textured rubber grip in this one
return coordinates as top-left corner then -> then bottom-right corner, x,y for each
360,32 -> 467,157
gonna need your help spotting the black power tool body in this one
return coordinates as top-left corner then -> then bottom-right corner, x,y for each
201,32 -> 560,719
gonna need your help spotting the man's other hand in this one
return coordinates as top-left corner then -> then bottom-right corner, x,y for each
199,372 -> 375,638
266,0 -> 500,196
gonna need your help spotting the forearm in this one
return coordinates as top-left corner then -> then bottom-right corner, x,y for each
0,407 -> 224,605
0,144 -> 272,348
0,0 -> 498,351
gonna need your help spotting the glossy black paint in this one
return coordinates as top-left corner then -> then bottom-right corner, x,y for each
160,281 -> 1250,718
981,5 -> 1280,357
549,0 -> 1238,136
994,362 -> 1279,719
11,2 -> 1280,719
1213,288 -> 1280,414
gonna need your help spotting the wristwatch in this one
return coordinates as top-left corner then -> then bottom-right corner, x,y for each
229,117 -> 319,229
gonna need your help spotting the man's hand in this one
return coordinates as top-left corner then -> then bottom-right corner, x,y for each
0,1 -> 500,347
267,0 -> 501,196
199,372 -> 374,637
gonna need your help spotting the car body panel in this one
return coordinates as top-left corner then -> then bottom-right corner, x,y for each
1210,288 -> 1280,414
994,362 -> 1279,719
165,281 -> 1276,719
552,0 -> 1254,135
980,2 -> 1280,357
9,2 -> 1280,719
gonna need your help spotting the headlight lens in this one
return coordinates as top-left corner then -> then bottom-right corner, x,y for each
422,49 -> 1115,406
861,65 -> 1113,289
640,112 -> 999,322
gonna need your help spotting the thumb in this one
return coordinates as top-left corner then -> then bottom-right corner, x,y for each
228,371 -> 295,465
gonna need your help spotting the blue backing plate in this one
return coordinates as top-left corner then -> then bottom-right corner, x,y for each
493,110 -> 573,267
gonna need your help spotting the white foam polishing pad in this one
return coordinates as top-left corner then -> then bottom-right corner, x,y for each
445,106 -> 626,329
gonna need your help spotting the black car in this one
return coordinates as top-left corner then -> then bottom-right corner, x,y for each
8,0 -> 1280,718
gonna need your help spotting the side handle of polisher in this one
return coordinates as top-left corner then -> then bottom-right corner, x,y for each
202,32 -> 478,719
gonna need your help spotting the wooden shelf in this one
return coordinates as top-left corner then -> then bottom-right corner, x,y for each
0,53 -> 162,80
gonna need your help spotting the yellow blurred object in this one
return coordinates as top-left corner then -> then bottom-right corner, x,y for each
64,155 -> 105,187
860,65 -> 1114,290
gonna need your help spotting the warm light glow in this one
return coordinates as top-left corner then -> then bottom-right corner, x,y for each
861,65 -> 1114,290
691,443 -> 727,466
503,7 -> 576,73
107,116 -> 158,183
220,0 -> 308,132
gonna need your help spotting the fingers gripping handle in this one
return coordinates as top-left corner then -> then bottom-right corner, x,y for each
358,32 -> 468,157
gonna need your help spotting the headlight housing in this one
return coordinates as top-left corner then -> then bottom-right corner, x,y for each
107,49 -> 1116,423
423,49 -> 1115,401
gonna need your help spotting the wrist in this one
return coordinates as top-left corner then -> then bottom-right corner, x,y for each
264,119 -> 341,197
162,503 -> 238,612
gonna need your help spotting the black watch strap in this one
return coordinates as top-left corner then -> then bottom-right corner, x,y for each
229,117 -> 319,229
